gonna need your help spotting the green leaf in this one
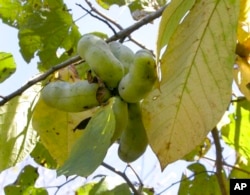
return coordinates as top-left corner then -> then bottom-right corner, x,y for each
0,0 -> 81,70
141,0 -> 239,169
0,52 -> 16,82
4,165 -> 48,195
32,96 -> 98,166
0,85 -> 40,171
57,102 -> 115,177
30,141 -> 58,169
156,0 -> 195,62
95,0 -> 126,10
221,99 -> 250,159
230,156 -> 250,178
76,178 -> 131,195
178,163 -> 222,195
0,0 -> 21,27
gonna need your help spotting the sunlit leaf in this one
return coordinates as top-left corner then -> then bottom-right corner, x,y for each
0,85 -> 40,171
32,96 -> 98,165
142,0 -> 239,169
221,99 -> 250,159
76,177 -> 130,195
30,141 -> 57,169
4,165 -> 48,195
95,0 -> 126,10
178,163 -> 223,195
0,52 -> 16,82
230,156 -> 250,178
0,0 -> 21,27
57,103 -> 115,177
156,0 -> 195,62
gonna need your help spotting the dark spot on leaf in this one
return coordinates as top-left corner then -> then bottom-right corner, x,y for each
246,83 -> 250,90
73,117 -> 91,131
56,132 -> 60,135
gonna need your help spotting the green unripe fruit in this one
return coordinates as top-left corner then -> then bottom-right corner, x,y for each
118,103 -> 148,163
109,41 -> 135,74
77,34 -> 124,88
118,49 -> 157,103
41,80 -> 110,112
110,96 -> 128,143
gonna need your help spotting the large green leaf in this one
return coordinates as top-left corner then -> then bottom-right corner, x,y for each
0,0 -> 81,70
142,0 -> 239,168
4,165 -> 47,195
0,52 -> 16,82
57,101 -> 115,177
178,163 -> 223,195
221,99 -> 250,159
32,96 -> 98,166
0,85 -> 40,171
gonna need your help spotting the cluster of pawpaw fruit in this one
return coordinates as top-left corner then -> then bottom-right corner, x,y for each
41,34 -> 157,163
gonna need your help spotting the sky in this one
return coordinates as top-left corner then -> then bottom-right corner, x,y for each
0,1 -> 237,194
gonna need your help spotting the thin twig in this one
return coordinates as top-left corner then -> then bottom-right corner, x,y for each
101,162 -> 141,195
203,156 -> 250,175
211,127 -> 227,195
126,164 -> 144,188
0,5 -> 167,106
108,5 -> 167,42
76,3 -> 118,35
84,0 -> 147,49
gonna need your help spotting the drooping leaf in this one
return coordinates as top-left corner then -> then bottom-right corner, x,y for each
142,0 -> 239,169
178,163 -> 224,195
156,0 -> 195,62
32,96 -> 98,166
57,102 -> 115,177
0,85 -> 40,171
221,99 -> 250,159
0,52 -> 16,82
4,165 -> 47,195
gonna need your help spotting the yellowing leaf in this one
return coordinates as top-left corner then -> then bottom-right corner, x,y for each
142,0 -> 239,169
0,85 -> 40,171
58,103 -> 115,177
233,56 -> 250,100
32,97 -> 98,166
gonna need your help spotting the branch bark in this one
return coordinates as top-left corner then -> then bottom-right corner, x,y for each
0,5 -> 167,106
101,162 -> 141,195
211,127 -> 227,195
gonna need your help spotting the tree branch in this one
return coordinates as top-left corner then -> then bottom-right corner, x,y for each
0,56 -> 82,106
211,127 -> 227,195
101,162 -> 141,195
0,5 -> 167,106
